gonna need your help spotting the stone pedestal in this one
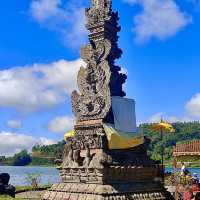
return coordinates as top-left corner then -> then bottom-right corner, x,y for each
44,182 -> 173,200
43,121 -> 174,200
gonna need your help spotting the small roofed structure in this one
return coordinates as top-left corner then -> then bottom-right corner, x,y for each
173,140 -> 200,157
173,141 -> 200,199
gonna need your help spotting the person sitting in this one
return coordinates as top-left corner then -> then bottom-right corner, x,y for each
181,162 -> 190,176
192,173 -> 200,193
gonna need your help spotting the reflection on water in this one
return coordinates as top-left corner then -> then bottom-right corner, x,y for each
0,166 -> 60,186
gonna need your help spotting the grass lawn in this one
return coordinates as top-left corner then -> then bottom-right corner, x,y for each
0,196 -> 23,200
16,184 -> 50,192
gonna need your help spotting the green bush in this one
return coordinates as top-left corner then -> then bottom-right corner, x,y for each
12,150 -> 32,166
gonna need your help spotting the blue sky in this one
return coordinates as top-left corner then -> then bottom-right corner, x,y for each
0,0 -> 200,155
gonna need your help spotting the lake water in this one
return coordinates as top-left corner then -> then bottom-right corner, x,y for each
0,166 -> 60,186
1,166 -> 200,186
166,167 -> 200,179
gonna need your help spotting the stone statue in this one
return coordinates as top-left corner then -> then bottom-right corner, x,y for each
61,143 -> 74,168
83,144 -> 93,167
89,151 -> 113,168
72,150 -> 83,167
0,173 -> 15,198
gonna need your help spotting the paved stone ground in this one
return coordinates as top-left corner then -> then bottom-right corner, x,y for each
16,187 -> 175,199
16,190 -> 46,199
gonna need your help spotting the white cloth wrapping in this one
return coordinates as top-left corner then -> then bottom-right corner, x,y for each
111,96 -> 137,134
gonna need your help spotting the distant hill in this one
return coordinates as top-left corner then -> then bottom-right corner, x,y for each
31,140 -> 65,166
0,141 -> 65,166
32,140 -> 65,158
1,122 -> 200,166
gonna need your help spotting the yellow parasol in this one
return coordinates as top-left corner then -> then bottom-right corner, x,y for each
151,120 -> 175,182
152,121 -> 175,133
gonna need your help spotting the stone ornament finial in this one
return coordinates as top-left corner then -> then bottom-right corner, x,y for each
92,0 -> 112,9
92,0 -> 100,8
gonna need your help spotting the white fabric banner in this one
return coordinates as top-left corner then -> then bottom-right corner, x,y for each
111,96 -> 137,134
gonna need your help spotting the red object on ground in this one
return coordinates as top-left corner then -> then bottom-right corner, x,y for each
183,191 -> 194,200
192,184 -> 200,192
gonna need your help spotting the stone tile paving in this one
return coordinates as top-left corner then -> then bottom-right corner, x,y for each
16,191 -> 45,199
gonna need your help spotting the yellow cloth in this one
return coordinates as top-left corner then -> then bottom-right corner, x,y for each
64,130 -> 75,140
152,122 -> 175,133
103,123 -> 144,149
64,123 -> 144,150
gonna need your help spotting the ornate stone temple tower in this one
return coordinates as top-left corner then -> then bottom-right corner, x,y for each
43,0 -> 174,199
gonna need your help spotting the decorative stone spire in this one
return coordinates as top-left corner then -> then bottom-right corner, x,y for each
71,0 -> 127,123
92,0 -> 111,10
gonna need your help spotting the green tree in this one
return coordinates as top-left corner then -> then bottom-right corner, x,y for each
140,121 -> 200,163
12,150 -> 32,166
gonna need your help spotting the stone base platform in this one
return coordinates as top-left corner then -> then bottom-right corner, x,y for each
43,182 -> 174,200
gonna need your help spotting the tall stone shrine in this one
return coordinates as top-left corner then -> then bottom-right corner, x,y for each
43,0 -> 174,199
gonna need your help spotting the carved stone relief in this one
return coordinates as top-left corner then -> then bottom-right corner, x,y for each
71,0 -> 127,122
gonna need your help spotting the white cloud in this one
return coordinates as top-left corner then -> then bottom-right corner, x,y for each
0,132 -> 56,156
7,120 -> 22,129
148,112 -> 164,123
186,93 -> 200,117
30,0 -> 87,48
48,116 -> 74,134
30,0 -> 65,23
124,0 -> 192,43
147,91 -> 200,123
120,67 -> 128,75
147,112 -> 192,123
38,137 -> 57,146
0,59 -> 84,111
